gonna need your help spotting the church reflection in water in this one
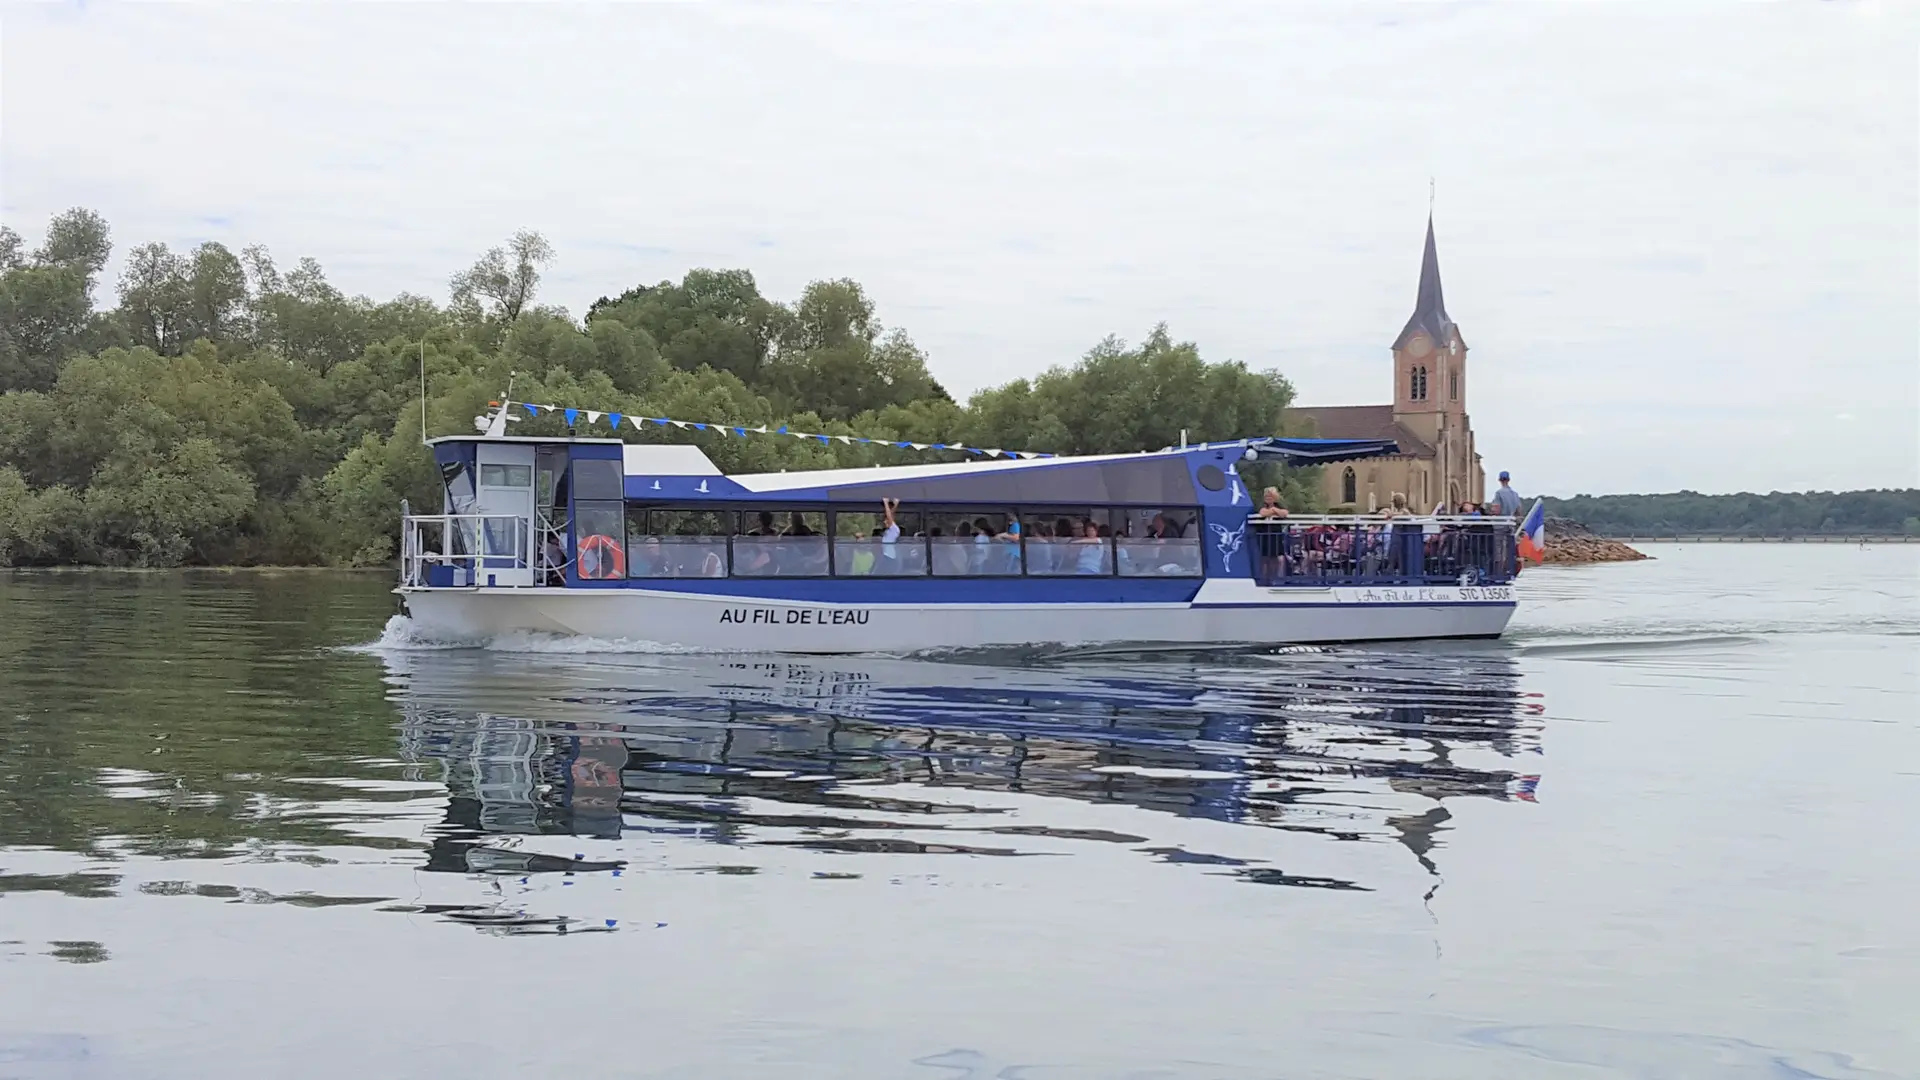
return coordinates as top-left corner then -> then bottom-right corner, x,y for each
387,647 -> 1543,885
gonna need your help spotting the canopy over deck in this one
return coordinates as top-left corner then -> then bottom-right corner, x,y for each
1191,436 -> 1402,464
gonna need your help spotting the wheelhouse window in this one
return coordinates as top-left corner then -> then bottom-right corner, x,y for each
572,458 -> 624,501
479,464 -> 532,488
575,501 -> 625,579
732,509 -> 829,577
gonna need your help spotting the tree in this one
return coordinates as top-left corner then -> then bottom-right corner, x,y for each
116,242 -> 190,354
34,208 -> 112,287
590,268 -> 782,384
2,207 -> 1376,567
450,229 -> 554,323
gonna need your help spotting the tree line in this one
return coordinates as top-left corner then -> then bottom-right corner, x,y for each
0,209 -> 1317,566
1544,490 -> 1920,538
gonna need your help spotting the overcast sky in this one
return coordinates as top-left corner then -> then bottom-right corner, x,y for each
4,2 -> 1914,495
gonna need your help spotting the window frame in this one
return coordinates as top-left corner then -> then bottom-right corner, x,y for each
611,502 -> 1205,581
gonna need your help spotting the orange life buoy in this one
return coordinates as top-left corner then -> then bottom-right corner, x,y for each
578,533 -> 626,579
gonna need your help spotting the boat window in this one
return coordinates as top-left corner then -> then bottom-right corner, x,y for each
1023,508 -> 1114,577
833,508 -> 926,577
575,501 -> 626,580
624,507 -> 727,579
732,508 -> 829,577
440,461 -> 475,515
1113,507 -> 1202,577
479,464 -> 532,488
573,459 -> 624,502
926,510 -> 1021,577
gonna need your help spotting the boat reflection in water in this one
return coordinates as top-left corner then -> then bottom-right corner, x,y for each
383,645 -> 1543,890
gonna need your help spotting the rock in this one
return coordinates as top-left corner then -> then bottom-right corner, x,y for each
1541,516 -> 1650,564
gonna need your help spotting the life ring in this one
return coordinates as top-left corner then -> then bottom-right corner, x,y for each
578,533 -> 626,579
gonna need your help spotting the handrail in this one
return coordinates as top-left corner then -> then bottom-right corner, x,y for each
1246,514 -> 1518,527
1245,514 -> 1520,586
400,512 -> 534,588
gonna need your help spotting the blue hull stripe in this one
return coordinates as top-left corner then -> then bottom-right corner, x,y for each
564,578 -> 1205,604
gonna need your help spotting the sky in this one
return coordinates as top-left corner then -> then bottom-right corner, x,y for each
3,1 -> 1914,496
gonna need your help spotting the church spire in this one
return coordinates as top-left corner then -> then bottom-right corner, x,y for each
1392,214 -> 1456,351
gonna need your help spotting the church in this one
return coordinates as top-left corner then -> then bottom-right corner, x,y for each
1290,217 -> 1486,513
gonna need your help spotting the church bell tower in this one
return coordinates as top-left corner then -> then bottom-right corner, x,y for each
1390,215 -> 1479,507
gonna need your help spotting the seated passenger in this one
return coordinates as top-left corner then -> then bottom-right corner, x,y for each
848,529 -> 876,575
632,537 -> 666,576
784,512 -> 816,537
1074,521 -> 1106,574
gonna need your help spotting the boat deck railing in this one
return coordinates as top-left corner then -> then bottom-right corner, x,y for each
401,513 -> 537,588
1247,515 -> 1518,587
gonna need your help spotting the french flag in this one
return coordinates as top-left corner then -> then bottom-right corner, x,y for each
1515,498 -> 1547,563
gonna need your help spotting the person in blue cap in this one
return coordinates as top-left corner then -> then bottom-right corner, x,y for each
1491,471 -> 1522,517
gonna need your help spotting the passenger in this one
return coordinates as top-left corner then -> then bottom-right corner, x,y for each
1074,520 -> 1106,574
848,529 -> 876,575
1491,471 -> 1523,519
634,537 -> 666,577
785,512 -> 816,537
738,511 -> 776,574
1028,522 -> 1054,573
880,497 -> 901,571
1256,488 -> 1290,520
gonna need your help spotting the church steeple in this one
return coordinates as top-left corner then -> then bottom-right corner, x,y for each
1391,215 -> 1457,351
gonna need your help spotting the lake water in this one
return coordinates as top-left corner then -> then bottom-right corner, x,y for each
1,544 -> 1915,1079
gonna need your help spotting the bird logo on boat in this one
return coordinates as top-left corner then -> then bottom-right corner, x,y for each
1210,522 -> 1245,570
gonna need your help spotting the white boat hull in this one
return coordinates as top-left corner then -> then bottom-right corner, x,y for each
396,580 -> 1516,652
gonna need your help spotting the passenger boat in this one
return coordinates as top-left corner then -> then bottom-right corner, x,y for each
395,405 -> 1520,651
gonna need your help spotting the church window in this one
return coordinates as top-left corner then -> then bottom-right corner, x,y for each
1341,467 -> 1357,504
1409,366 -> 1429,402
1449,368 -> 1459,402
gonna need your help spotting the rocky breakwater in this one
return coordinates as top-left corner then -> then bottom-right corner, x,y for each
1544,516 -> 1650,564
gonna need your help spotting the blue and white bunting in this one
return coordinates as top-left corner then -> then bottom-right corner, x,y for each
495,399 -> 1056,459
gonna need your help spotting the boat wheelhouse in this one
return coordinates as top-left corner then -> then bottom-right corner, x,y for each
396,412 -> 1518,650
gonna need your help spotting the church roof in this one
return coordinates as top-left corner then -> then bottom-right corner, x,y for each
1391,215 -> 1459,351
1288,405 -> 1436,460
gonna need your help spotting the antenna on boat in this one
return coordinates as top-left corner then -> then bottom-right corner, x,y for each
418,340 -> 429,445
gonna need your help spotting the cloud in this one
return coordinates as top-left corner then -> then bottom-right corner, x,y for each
1533,423 -> 1585,437
1833,413 -> 1857,422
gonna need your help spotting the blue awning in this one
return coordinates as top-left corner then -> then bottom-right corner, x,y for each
1188,437 -> 1401,464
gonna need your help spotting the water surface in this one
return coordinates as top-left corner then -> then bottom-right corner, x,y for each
1,545 -> 1915,1078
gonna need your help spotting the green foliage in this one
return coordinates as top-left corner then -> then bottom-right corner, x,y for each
1546,490 -> 1920,537
2,209 -> 1313,567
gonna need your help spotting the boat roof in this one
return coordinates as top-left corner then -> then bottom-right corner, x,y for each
432,429 -> 1401,505
427,435 -> 624,447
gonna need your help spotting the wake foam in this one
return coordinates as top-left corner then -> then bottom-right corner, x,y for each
345,614 -> 704,655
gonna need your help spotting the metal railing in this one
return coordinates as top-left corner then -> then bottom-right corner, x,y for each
1248,515 -> 1519,587
401,513 -> 534,588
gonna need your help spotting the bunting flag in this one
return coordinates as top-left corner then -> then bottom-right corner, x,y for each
496,400 -> 1057,459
